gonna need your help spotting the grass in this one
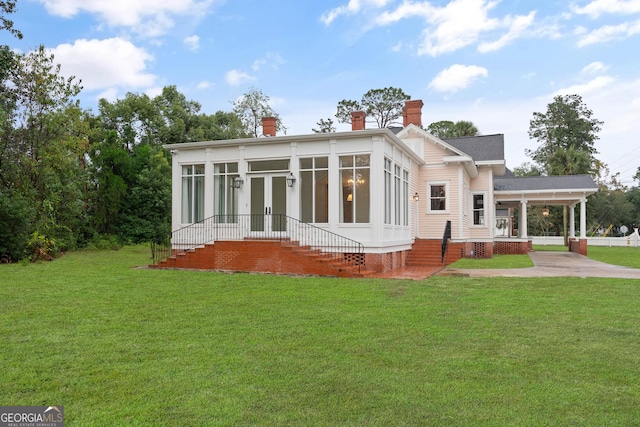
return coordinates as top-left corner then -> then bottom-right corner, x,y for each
587,246 -> 640,268
2,246 -> 640,425
532,244 -> 568,252
533,244 -> 640,269
447,254 -> 534,269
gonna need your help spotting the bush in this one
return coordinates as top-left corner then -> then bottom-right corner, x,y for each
25,231 -> 59,262
85,234 -> 123,251
0,190 -> 35,262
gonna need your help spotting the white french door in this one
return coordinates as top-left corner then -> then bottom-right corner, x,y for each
250,174 -> 288,234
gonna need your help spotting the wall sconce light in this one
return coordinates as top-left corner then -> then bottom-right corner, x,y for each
347,193 -> 353,202
542,206 -> 549,217
286,172 -> 296,188
232,176 -> 244,189
413,192 -> 419,202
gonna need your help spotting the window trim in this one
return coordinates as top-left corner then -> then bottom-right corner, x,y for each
181,163 -> 205,225
300,157 -> 329,224
339,154 -> 371,224
427,181 -> 449,214
471,192 -> 487,227
213,162 -> 240,223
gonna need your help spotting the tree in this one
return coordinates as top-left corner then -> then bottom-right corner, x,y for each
426,120 -> 454,138
527,94 -> 602,175
232,87 -> 285,137
587,189 -> 634,235
312,118 -> 336,133
528,94 -> 603,244
335,87 -> 410,128
427,120 -> 479,138
1,0 -> 22,39
512,162 -> 544,177
453,120 -> 479,137
3,46 -> 89,251
547,145 -> 592,176
90,86 -> 249,245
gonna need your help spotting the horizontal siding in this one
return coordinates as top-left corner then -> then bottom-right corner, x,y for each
418,164 -> 461,239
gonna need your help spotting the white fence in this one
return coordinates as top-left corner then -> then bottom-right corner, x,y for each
532,228 -> 640,247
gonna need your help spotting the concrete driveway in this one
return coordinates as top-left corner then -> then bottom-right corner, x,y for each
442,251 -> 640,279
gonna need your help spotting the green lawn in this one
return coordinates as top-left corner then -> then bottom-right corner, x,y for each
587,246 -> 640,268
2,246 -> 640,426
448,254 -> 534,269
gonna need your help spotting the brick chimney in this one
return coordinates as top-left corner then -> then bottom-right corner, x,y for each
402,100 -> 423,127
262,117 -> 277,137
351,111 -> 366,131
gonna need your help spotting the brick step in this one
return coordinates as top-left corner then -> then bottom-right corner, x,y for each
152,240 -> 371,278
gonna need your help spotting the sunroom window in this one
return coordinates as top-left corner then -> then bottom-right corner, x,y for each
213,162 -> 239,223
181,164 -> 205,224
300,157 -> 328,223
340,154 -> 370,223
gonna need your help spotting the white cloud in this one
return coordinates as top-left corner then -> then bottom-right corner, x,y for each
576,19 -> 640,46
428,64 -> 488,93
321,0 -> 391,25
374,0 -> 536,56
38,0 -> 215,36
581,61 -> 609,74
144,86 -> 164,98
478,11 -> 536,52
49,38 -> 156,91
251,53 -> 285,72
571,0 -> 640,18
225,69 -> 255,86
197,80 -> 213,89
552,75 -> 616,97
183,35 -> 200,51
390,41 -> 404,52
96,88 -> 119,102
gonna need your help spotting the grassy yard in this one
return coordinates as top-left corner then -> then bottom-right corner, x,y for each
2,246 -> 640,426
533,244 -> 640,269
447,254 -> 534,269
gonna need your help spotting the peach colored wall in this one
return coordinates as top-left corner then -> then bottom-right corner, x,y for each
468,168 -> 493,239
418,164 -> 460,239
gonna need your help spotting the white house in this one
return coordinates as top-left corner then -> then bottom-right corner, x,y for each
155,100 -> 598,276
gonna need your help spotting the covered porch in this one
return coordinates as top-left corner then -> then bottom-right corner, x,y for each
492,174 -> 599,254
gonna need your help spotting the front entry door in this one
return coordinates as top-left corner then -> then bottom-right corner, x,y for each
250,175 -> 287,233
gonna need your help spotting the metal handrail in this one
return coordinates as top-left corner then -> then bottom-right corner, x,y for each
151,214 -> 365,272
441,220 -> 451,263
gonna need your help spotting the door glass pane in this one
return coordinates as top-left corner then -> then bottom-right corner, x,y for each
181,176 -> 192,223
300,171 -> 313,223
355,168 -> 370,223
315,169 -> 328,223
271,176 -> 287,232
194,175 -> 204,222
251,177 -> 265,232
341,169 -> 354,223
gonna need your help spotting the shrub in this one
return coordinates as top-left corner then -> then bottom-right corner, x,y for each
25,231 -> 59,262
0,190 -> 35,262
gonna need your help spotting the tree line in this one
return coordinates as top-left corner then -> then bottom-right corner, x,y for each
2,4 -> 640,262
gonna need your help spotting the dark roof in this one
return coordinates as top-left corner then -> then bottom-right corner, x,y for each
442,134 -> 505,162
388,126 -> 403,134
502,168 -> 516,178
494,174 -> 598,191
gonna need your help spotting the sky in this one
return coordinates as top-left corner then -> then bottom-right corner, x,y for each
3,0 -> 640,185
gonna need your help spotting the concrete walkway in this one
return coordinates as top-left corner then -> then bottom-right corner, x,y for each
443,251 -> 640,279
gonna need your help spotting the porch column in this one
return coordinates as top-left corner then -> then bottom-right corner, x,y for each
569,203 -> 576,238
520,199 -> 528,238
580,198 -> 587,238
